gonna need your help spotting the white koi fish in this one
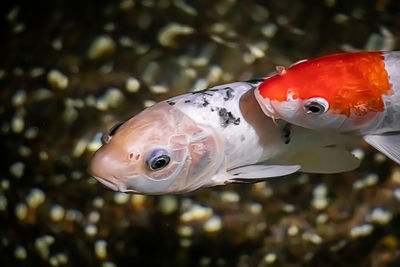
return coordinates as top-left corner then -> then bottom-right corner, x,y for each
89,81 -> 360,194
255,51 -> 400,165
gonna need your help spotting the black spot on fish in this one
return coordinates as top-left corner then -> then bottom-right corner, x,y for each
191,89 -> 213,96
109,121 -> 125,136
202,97 -> 210,107
166,100 -> 175,106
184,100 -> 191,103
281,123 -> 291,144
218,108 -> 240,128
240,135 -> 245,142
245,78 -> 265,84
223,87 -> 234,101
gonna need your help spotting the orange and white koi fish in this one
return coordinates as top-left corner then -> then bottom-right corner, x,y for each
90,81 -> 360,194
255,51 -> 400,165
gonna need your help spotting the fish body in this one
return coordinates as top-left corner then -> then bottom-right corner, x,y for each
255,51 -> 400,164
90,81 -> 360,194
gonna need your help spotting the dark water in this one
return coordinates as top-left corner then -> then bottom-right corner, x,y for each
1,0 -> 400,266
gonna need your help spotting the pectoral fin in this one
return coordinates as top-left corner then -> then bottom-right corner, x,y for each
227,164 -> 301,183
364,133 -> 400,165
285,147 -> 361,174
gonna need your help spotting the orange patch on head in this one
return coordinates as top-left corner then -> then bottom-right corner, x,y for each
259,52 -> 392,116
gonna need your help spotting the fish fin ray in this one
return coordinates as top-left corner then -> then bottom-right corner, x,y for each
364,134 -> 400,165
285,147 -> 361,174
227,164 -> 300,182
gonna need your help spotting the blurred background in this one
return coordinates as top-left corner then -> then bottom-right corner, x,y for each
1,0 -> 400,266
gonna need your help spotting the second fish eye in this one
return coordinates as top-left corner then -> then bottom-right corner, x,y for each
304,97 -> 329,114
109,121 -> 125,136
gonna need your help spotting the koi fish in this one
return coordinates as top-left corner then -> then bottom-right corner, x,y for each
255,51 -> 400,165
89,81 -> 360,194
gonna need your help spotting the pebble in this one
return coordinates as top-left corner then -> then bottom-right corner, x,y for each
143,99 -> 156,108
312,197 -> 329,210
73,138 -> 88,158
370,208 -> 392,224
150,85 -> 169,94
35,235 -> 55,259
394,188 -> 400,200
49,253 -> 68,266
333,13 -> 349,24
159,195 -> 178,215
351,149 -> 365,160
87,133 -> 103,152
180,238 -> 192,248
102,262 -> 117,267
204,216 -> 222,232
7,6 -> 20,22
158,23 -> 195,47
350,224 -> 374,238
1,179 -> 10,190
249,202 -> 262,215
126,77 -> 140,93
15,202 -> 28,221
30,67 -> 46,78
65,209 -> 84,222
374,153 -> 387,163
175,0 -> 197,15
52,38 -> 63,51
13,23 -> 25,34
47,69 -> 69,90
120,0 -> 135,10
88,211 -> 101,223
302,232 -> 323,245
14,245 -> 27,260
316,213 -> 329,224
180,205 -> 213,222
263,253 -> 277,264
85,224 -> 98,236
113,192 -> 130,204
221,191 -> 240,203
50,204 -> 65,221
178,226 -> 194,237
26,188 -> 46,208
288,226 -> 299,237
88,35 -> 116,59
10,161 -> 25,178
93,196 -> 105,209
12,90 -> 27,106
353,174 -> 379,190
11,116 -> 25,133
94,240 -> 107,259
97,88 -> 125,110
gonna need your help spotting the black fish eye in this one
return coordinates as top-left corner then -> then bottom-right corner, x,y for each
304,98 -> 329,114
147,149 -> 171,170
109,121 -> 125,136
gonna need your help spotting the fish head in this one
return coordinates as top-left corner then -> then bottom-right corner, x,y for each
89,101 -> 225,194
254,80 -> 348,130
255,52 -> 392,133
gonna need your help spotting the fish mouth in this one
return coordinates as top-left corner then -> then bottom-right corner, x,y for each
92,175 -> 120,191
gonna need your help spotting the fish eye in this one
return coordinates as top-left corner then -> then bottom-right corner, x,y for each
147,149 -> 171,170
304,97 -> 329,114
101,121 -> 125,145
109,121 -> 125,136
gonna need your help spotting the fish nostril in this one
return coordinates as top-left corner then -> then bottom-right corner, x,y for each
128,152 -> 140,161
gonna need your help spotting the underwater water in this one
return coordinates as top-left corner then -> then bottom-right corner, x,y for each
1,0 -> 400,266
